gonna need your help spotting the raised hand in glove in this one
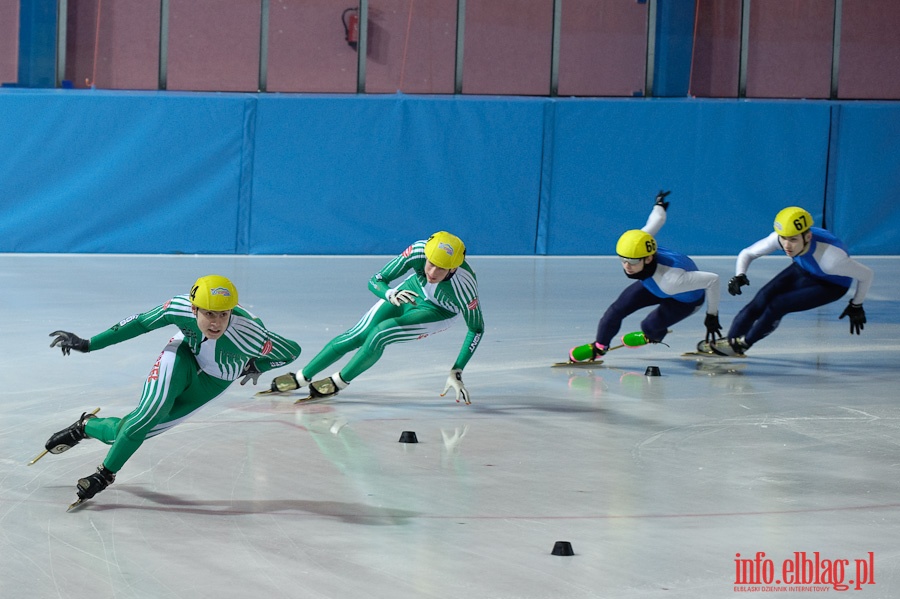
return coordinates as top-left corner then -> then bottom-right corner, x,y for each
385,288 -> 418,306
239,360 -> 261,386
704,313 -> 722,344
728,274 -> 750,296
49,330 -> 89,355
654,190 -> 672,211
440,369 -> 470,405
839,301 -> 866,335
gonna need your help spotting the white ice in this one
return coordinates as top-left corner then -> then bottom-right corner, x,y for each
1,254 -> 898,598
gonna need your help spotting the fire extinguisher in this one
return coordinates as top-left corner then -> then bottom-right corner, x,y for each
342,8 -> 359,50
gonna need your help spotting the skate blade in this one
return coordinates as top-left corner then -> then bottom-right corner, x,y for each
551,360 -> 604,368
255,388 -> 284,397
294,395 -> 328,404
67,498 -> 89,512
29,407 -> 101,466
681,351 -> 746,359
27,450 -> 49,466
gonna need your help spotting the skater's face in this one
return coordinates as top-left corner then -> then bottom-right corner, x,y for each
621,255 -> 652,275
193,307 -> 232,340
778,232 -> 811,258
425,261 -> 452,283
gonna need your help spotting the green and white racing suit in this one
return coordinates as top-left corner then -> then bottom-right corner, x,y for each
301,239 -> 484,383
82,294 -> 301,472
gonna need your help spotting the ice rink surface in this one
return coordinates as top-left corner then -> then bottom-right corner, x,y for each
1,253 -> 899,599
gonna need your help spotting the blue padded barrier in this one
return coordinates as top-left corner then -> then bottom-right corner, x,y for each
543,99 -> 831,256
0,89 -> 250,253
249,94 -> 546,255
826,103 -> 900,254
0,89 -> 897,255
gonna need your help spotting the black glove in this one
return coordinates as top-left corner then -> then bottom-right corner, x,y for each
654,189 -> 671,211
704,313 -> 722,344
728,274 -> 750,296
839,301 -> 866,335
49,330 -> 89,355
239,360 -> 262,385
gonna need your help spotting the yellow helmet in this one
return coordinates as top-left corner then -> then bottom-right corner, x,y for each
616,230 -> 657,259
424,231 -> 466,269
189,275 -> 238,311
773,206 -> 813,237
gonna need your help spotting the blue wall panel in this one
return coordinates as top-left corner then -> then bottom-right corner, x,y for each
544,99 -> 832,255
653,0 -> 696,97
0,90 -> 249,253
16,0 -> 57,88
827,103 -> 900,254
249,94 -> 545,255
0,89 -> 897,256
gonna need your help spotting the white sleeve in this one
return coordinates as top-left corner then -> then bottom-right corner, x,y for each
848,262 -> 874,304
656,268 -> 721,314
735,233 -> 781,275
816,245 -> 874,304
640,205 -> 667,237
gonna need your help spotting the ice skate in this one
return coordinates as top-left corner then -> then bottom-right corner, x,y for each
68,465 -> 115,511
46,410 -> 98,453
29,408 -> 100,465
554,332 -> 659,367
308,376 -> 341,399
691,340 -> 719,355
715,337 -> 748,357
684,338 -> 747,358
292,375 -> 347,404
257,372 -> 310,396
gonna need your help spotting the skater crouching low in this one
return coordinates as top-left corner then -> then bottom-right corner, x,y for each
568,190 -> 723,362
706,206 -> 874,356
268,231 -> 484,405
37,275 -> 301,510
